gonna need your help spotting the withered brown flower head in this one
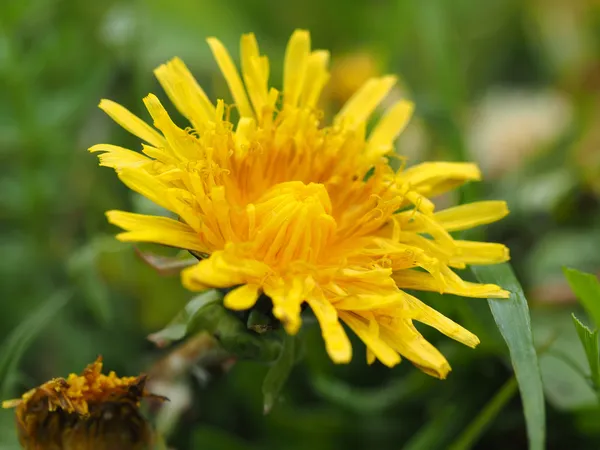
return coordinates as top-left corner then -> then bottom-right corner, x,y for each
3,357 -> 164,450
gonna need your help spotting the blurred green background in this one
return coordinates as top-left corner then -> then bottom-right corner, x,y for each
1,0 -> 600,448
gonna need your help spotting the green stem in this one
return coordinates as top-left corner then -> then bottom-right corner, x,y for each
448,377 -> 518,450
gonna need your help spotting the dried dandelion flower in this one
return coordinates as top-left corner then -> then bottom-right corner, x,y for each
3,357 -> 163,450
91,30 -> 510,378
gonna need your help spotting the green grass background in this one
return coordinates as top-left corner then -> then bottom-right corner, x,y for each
1,0 -> 600,448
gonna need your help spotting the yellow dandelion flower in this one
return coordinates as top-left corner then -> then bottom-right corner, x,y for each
3,357 -> 163,449
91,30 -> 510,379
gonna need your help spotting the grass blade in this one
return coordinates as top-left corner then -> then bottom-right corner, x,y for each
572,314 -> 600,393
448,377 -> 518,450
472,263 -> 545,450
0,290 -> 71,398
564,268 -> 600,328
403,404 -> 467,450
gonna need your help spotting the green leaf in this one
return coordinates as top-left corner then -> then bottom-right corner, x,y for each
448,377 -> 518,450
147,290 -> 222,347
188,303 -> 280,362
472,263 -> 546,450
0,290 -> 71,398
533,308 -> 596,410
564,268 -> 600,328
262,333 -> 296,414
149,290 -> 280,361
571,314 -> 600,392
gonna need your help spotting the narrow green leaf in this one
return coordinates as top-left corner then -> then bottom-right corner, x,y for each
403,404 -> 466,450
262,333 -> 295,414
147,290 -> 222,347
571,314 -> 600,391
448,377 -> 518,450
0,291 -> 71,398
564,268 -> 600,328
472,263 -> 545,450
533,308 -> 597,409
68,243 -> 112,324
312,370 -> 431,414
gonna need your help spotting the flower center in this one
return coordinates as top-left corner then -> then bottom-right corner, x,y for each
250,181 -> 336,267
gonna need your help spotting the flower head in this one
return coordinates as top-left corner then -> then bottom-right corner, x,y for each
3,357 -> 162,449
91,30 -> 510,378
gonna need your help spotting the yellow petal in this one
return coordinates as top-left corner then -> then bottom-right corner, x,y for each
399,291 -> 480,348
300,50 -> 330,108
340,311 -> 401,367
366,100 -> 414,159
1,399 -> 21,409
141,144 -> 178,165
182,250 -> 270,291
117,168 -> 173,212
235,117 -> 256,153
393,268 -> 509,299
88,144 -> 150,169
241,33 -> 269,118
452,241 -> 510,265
333,294 -> 401,311
404,190 -> 436,215
400,162 -> 481,198
142,94 -> 198,160
106,210 -> 206,252
335,76 -> 397,128
283,29 -> 311,107
98,99 -> 165,148
434,201 -> 509,232
306,291 -> 352,363
182,254 -> 242,290
393,269 -> 444,292
366,349 -> 376,365
207,37 -> 254,118
224,284 -> 261,310
397,211 -> 455,250
379,319 -> 451,379
154,57 -> 215,126
263,278 -> 306,335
